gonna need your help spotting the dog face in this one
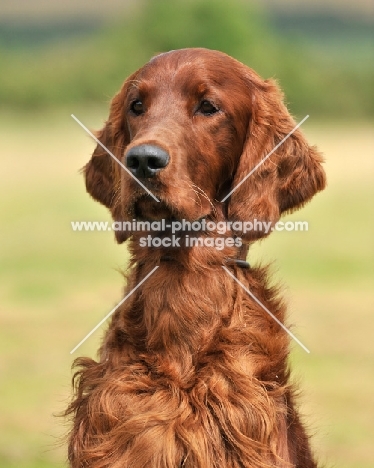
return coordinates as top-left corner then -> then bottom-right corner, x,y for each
84,48 -> 325,242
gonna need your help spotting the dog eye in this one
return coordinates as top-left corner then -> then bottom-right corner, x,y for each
198,100 -> 219,116
130,100 -> 144,115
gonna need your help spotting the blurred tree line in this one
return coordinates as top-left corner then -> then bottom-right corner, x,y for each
0,0 -> 373,118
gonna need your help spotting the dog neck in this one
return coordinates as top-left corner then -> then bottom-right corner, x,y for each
101,233 -> 252,385
126,224 -> 250,267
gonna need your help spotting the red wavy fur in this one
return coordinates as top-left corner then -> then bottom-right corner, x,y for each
66,48 -> 326,467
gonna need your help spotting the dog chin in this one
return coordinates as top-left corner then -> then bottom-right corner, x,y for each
132,196 -> 211,223
134,197 -> 174,221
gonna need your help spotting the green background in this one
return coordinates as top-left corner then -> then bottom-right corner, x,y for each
1,1 -> 373,467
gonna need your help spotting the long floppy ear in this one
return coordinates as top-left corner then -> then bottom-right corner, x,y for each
228,75 -> 326,240
83,73 -> 137,243
84,123 -> 120,209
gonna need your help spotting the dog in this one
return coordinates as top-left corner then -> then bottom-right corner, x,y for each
66,48 -> 326,467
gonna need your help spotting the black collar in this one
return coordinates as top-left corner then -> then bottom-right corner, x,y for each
159,256 -> 250,269
225,258 -> 250,269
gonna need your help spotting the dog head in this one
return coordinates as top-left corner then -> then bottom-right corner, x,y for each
84,48 -> 325,243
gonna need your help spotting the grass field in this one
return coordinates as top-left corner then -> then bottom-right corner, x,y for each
0,110 -> 373,468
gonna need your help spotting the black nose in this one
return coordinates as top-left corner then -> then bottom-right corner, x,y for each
125,145 -> 170,178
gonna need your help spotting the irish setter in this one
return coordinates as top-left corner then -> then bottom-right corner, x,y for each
66,48 -> 326,467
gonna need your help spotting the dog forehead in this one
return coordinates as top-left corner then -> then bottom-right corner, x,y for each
137,48 -> 248,93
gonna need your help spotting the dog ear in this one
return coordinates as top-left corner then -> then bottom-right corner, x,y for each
84,123 -> 118,209
228,76 -> 326,241
83,77 -> 135,243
